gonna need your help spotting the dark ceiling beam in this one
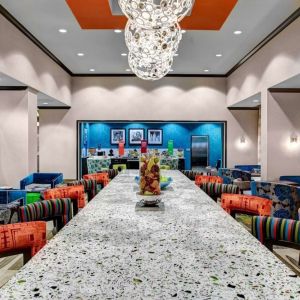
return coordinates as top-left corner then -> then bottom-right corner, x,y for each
0,86 -> 27,90
268,88 -> 300,93
227,107 -> 260,111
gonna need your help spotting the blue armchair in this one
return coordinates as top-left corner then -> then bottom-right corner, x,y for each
20,173 -> 63,191
235,165 -> 261,173
251,181 -> 300,220
279,176 -> 300,185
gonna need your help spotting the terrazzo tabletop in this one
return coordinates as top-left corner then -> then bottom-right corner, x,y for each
1,170 -> 300,299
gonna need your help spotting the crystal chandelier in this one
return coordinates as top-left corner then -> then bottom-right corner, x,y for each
118,0 -> 193,81
125,21 -> 182,59
119,0 -> 193,29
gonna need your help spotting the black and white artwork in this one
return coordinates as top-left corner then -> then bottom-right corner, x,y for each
129,129 -> 144,145
110,129 -> 126,145
148,129 -> 163,145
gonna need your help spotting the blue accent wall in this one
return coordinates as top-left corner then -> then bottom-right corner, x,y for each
81,122 -> 224,170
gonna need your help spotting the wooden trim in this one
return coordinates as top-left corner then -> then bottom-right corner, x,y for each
38,106 -> 71,109
72,73 -> 226,78
0,86 -> 27,90
0,5 -> 73,76
226,8 -> 300,76
227,107 -> 259,111
268,88 -> 300,93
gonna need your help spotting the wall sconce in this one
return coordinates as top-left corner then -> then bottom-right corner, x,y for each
240,136 -> 246,143
290,134 -> 298,143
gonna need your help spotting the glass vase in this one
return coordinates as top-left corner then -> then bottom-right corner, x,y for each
139,152 -> 161,196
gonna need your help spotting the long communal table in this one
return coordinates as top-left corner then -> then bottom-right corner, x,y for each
0,170 -> 300,299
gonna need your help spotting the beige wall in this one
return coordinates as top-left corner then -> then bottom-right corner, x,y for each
39,77 -> 258,179
261,92 -> 300,180
227,17 -> 300,106
0,15 -> 71,105
0,90 -> 37,187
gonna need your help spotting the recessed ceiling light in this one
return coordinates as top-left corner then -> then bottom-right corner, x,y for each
43,102 -> 49,105
114,29 -> 122,33
204,69 -> 210,72
174,53 -> 179,57
170,69 -> 174,72
58,29 -> 67,34
126,69 -> 131,72
121,53 -> 127,56
253,99 -> 260,103
77,53 -> 85,57
89,68 -> 95,72
182,30 -> 186,34
216,54 -> 222,57
234,30 -> 242,35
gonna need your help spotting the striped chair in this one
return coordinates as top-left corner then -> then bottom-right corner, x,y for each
67,179 -> 97,202
199,182 -> 240,202
18,198 -> 73,232
0,221 -> 47,264
195,175 -> 223,186
43,185 -> 85,215
103,169 -> 119,180
221,194 -> 272,218
180,170 -> 203,181
83,173 -> 110,189
252,216 -> 300,267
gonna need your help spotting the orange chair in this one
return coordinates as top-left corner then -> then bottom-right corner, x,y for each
83,173 -> 109,188
0,221 -> 46,264
221,194 -> 272,218
195,175 -> 223,186
43,185 -> 85,214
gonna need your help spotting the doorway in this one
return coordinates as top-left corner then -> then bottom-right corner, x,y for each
191,135 -> 209,168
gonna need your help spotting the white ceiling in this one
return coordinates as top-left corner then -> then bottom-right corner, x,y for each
0,72 -> 68,107
0,0 -> 299,75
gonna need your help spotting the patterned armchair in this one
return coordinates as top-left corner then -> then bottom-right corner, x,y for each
180,170 -> 203,181
218,168 -> 252,192
251,181 -> 300,220
160,158 -> 178,170
279,176 -> 300,185
18,198 -> 73,232
221,194 -> 272,218
43,186 -> 86,215
67,179 -> 97,202
103,169 -> 119,180
199,182 -> 240,202
0,221 -> 47,264
195,175 -> 223,186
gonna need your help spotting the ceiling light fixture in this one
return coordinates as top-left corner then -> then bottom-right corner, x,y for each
181,30 -> 186,34
58,29 -> 67,33
121,53 -> 127,57
126,69 -> 131,72
43,102 -> 49,105
253,99 -> 260,103
114,29 -> 122,33
89,68 -> 95,72
77,53 -> 85,57
234,30 -> 242,35
174,53 -> 179,57
204,69 -> 210,72
216,54 -> 222,57
118,0 -> 193,81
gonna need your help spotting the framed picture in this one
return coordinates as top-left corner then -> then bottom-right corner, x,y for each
129,128 -> 144,145
148,129 -> 163,145
110,129 -> 126,145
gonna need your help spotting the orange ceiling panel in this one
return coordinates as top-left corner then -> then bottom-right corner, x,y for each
66,0 -> 238,30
